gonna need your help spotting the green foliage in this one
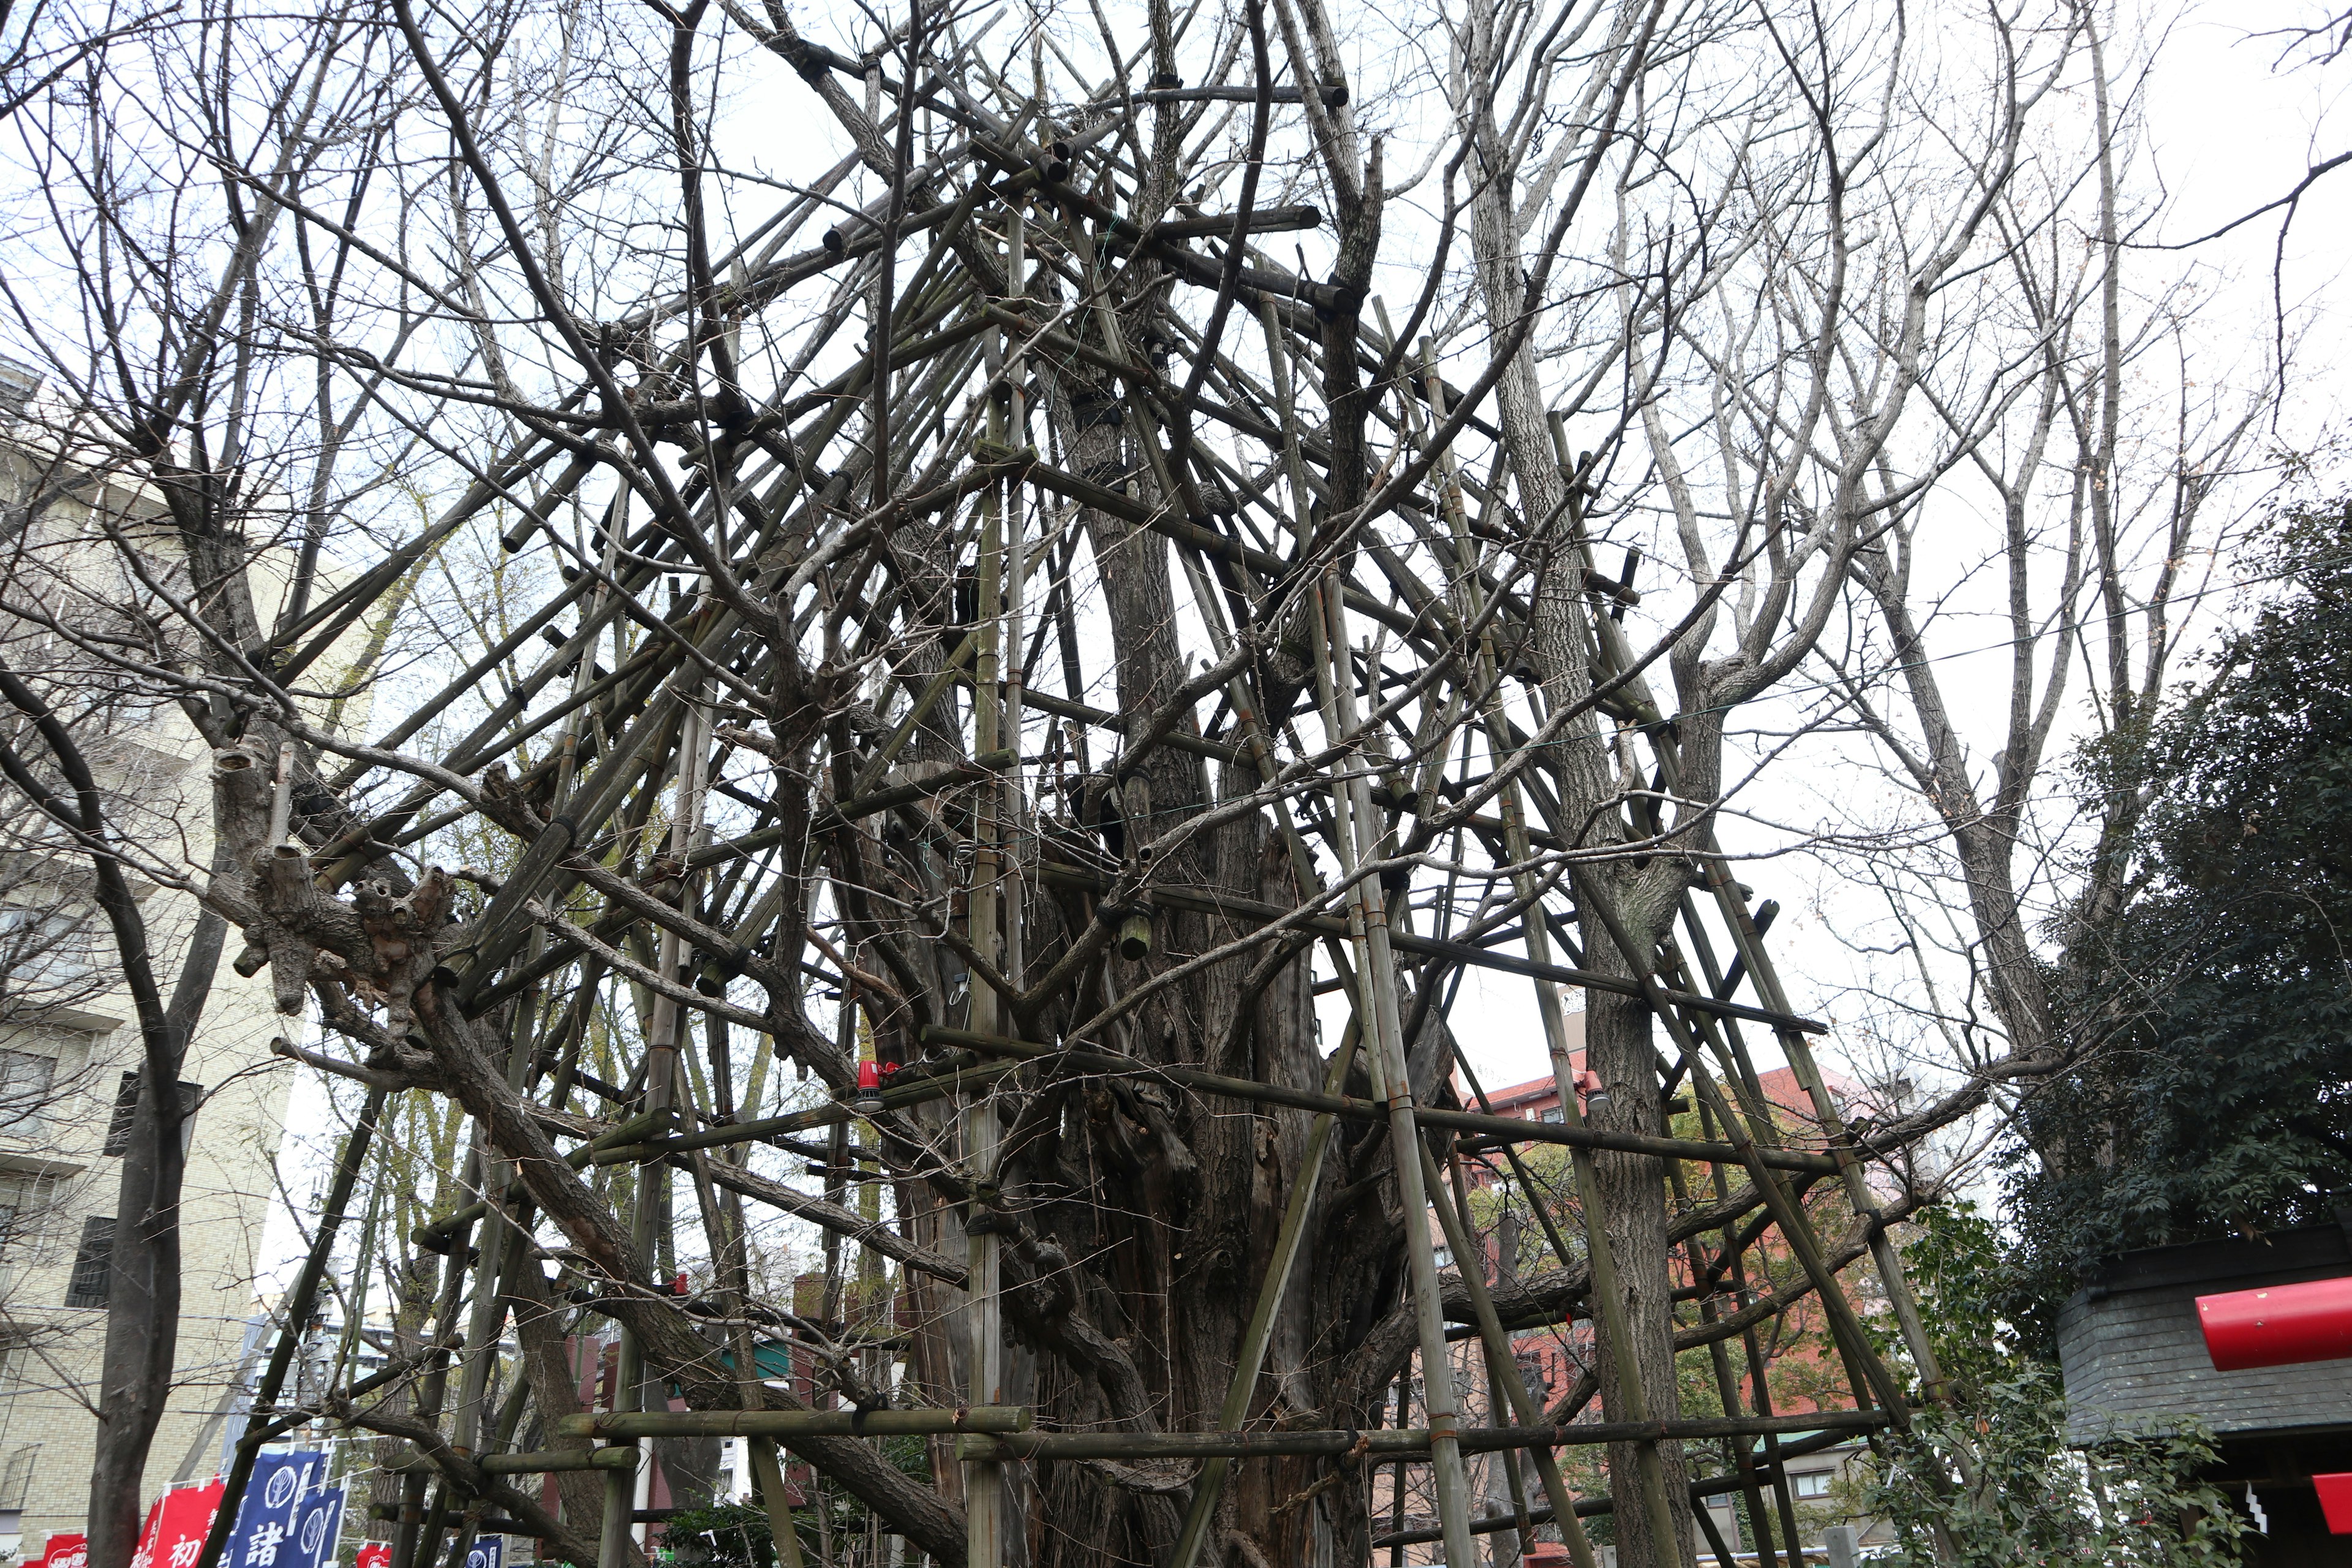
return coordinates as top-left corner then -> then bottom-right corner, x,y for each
1864,1203 -> 2245,1567
1868,1368 -> 2244,1567
2010,498 -> 2352,1317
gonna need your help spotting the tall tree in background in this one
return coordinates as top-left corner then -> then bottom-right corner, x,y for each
1799,4 -> 2286,1226
2007,499 -> 2352,1321
0,4 -> 412,1558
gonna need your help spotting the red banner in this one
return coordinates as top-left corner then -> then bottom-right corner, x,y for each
41,1535 -> 88,1568
129,1479 -> 225,1568
355,1544 -> 391,1568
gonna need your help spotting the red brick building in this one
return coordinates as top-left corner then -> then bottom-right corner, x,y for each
1364,1046 -> 1879,1560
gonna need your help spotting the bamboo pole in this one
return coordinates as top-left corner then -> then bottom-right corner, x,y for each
1419,1142 -> 1602,1568
556,1406 -> 1033,1439
1370,1425 -> 1864,1549
1313,573 -> 1478,1568
918,1025 -> 1838,1172
388,1448 -> 639,1474
956,1409 -> 1883,1460
1017,835 -> 1833,1039
963,287 -> 1011,1568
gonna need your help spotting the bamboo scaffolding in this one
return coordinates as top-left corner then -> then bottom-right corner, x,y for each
194,27 -> 1967,1568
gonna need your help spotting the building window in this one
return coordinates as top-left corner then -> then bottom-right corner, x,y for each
64,1216 -> 113,1308
0,907 -> 96,990
1431,1245 -> 1453,1271
1790,1469 -> 1834,1499
1539,1106 -> 1564,1124
103,1072 -> 202,1156
0,1052 -> 54,1136
0,1444 -> 35,1510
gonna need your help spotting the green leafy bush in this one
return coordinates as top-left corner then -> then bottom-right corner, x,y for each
1863,1203 -> 2244,1566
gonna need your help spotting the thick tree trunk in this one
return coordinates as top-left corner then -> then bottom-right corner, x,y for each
88,1081 -> 187,1568
1580,968 -> 1695,1568
1465,137 -> 1697,1564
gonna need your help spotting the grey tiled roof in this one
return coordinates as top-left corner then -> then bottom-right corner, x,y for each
2058,1223 -> 2352,1446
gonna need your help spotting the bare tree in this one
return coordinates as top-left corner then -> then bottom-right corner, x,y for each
0,1 -> 2205,1567
1802,7 -> 2280,1207
0,3 -> 418,1558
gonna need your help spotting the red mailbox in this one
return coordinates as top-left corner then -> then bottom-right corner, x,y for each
2196,1275 -> 2352,1372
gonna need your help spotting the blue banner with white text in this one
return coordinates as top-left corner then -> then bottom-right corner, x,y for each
225,1452 -> 326,1568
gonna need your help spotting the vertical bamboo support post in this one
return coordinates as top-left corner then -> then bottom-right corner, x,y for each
1001,196 -> 1028,1004
854,1033 -> 886,1559
986,242 -> 1033,1558
1419,1144 -> 1603,1568
1311,574 -> 1477,1568
603,683 -> 712,1568
963,318 -> 1009,1568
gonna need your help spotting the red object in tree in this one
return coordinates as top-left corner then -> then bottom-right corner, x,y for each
2315,1472 -> 2352,1534
2195,1276 -> 2352,1371
674,1270 -> 690,1295
852,1059 -> 885,1112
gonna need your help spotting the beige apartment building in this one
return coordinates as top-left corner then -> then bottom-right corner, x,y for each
0,399 -> 304,1559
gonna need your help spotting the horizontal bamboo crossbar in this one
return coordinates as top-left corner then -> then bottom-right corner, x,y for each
388,1446 -> 636,1474
552,1405 -> 1033,1440
1371,1425 -> 1865,1545
826,748 -> 1017,823
1135,204 -> 1324,239
585,1057 -> 1027,1164
956,1409 -> 1885,1461
919,1027 -> 1841,1174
